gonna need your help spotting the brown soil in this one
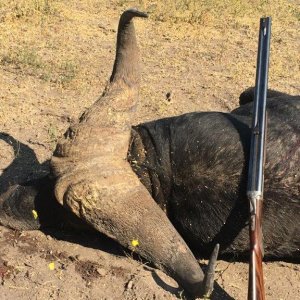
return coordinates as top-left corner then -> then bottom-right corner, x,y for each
0,1 -> 299,299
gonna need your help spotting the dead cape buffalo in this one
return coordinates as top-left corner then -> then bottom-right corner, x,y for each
0,8 -> 299,298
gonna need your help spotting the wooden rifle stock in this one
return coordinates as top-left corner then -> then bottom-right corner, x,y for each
247,17 -> 271,300
248,197 -> 265,299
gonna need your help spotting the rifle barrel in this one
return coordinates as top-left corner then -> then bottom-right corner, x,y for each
247,17 -> 271,300
247,17 -> 271,196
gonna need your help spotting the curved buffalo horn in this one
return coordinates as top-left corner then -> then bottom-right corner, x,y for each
51,8 -> 218,297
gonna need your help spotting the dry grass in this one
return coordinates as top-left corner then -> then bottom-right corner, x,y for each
0,1 -> 83,88
119,0 -> 300,26
0,0 -> 54,20
0,0 -> 299,147
0,0 -> 299,91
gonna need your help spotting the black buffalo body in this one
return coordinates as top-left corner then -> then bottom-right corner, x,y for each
128,89 -> 300,259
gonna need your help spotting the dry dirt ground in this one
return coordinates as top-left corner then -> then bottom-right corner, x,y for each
0,1 -> 299,299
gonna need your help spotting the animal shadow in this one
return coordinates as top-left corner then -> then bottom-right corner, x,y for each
151,269 -> 234,299
0,132 -> 49,192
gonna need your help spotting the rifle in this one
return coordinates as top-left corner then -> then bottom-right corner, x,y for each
247,17 -> 271,300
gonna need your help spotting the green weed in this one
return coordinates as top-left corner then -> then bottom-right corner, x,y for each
1,47 -> 78,87
56,61 -> 78,86
1,47 -> 42,70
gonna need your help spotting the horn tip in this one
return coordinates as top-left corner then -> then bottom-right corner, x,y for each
201,243 -> 220,298
123,8 -> 148,19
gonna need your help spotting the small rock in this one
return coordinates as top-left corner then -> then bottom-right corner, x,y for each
96,267 -> 106,276
126,279 -> 133,290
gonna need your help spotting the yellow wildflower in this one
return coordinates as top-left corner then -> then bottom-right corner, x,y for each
131,239 -> 139,247
48,262 -> 55,270
32,210 -> 38,219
